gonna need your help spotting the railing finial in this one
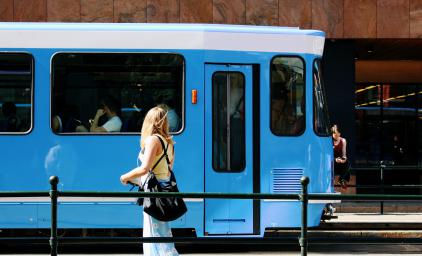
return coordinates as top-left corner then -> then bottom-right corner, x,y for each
300,176 -> 309,186
49,176 -> 59,186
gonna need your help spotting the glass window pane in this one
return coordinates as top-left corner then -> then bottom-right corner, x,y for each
355,84 -> 381,165
313,59 -> 330,136
381,84 -> 418,165
0,53 -> 32,133
212,72 -> 245,172
52,53 -> 184,134
271,56 -> 305,135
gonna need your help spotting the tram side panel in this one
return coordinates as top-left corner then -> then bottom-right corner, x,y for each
0,49 -> 206,231
260,54 -> 333,231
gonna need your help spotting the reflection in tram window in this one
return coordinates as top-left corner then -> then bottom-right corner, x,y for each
355,83 -> 421,166
0,53 -> 32,133
51,53 -> 184,134
212,72 -> 245,172
270,56 -> 305,136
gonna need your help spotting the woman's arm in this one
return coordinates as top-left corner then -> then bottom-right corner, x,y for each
341,138 -> 347,162
120,136 -> 159,184
170,147 -> 175,170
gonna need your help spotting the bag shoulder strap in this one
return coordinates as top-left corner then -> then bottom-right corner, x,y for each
155,135 -> 172,172
148,135 -> 168,172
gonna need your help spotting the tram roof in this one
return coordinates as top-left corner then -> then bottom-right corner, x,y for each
0,23 -> 325,55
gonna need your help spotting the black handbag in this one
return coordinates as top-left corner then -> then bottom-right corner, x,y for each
140,135 -> 187,222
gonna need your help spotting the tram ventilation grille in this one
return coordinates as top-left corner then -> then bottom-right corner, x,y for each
271,168 -> 303,194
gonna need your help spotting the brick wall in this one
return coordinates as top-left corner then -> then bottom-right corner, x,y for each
0,0 -> 421,38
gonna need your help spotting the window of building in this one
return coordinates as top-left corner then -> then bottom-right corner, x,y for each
212,72 -> 245,172
51,53 -> 184,134
313,59 -> 330,136
0,53 -> 33,134
355,84 -> 421,166
270,56 -> 305,136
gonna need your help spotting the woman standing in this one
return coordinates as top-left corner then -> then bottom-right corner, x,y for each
332,124 -> 349,190
120,106 -> 178,256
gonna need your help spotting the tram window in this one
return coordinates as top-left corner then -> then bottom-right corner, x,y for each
270,56 -> 305,136
212,72 -> 245,172
313,59 -> 330,136
51,53 -> 184,134
0,53 -> 33,134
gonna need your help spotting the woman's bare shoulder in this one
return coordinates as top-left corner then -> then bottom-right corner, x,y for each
144,135 -> 160,147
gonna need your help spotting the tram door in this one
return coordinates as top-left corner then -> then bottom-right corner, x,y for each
204,64 -> 253,235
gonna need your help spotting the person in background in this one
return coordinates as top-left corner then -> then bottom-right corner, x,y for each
120,106 -> 179,256
76,95 -> 122,132
157,103 -> 180,132
52,115 -> 63,133
332,124 -> 350,190
1,102 -> 22,132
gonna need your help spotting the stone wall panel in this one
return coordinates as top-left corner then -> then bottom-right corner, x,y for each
181,0 -> 212,23
81,0 -> 113,22
14,0 -> 46,22
312,0 -> 344,38
246,0 -> 278,26
47,0 -> 80,22
377,0 -> 409,38
410,0 -> 422,38
344,0 -> 376,38
147,0 -> 179,23
0,0 -> 13,21
279,0 -> 312,29
213,0 -> 245,24
114,0 -> 146,23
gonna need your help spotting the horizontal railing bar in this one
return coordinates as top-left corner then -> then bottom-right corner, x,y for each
309,193 -> 422,201
0,192 -> 49,197
351,166 -> 422,171
1,191 -> 422,201
2,236 -> 419,245
334,184 -> 422,188
58,191 -> 300,200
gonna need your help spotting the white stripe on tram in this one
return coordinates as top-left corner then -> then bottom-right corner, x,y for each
0,30 -> 324,55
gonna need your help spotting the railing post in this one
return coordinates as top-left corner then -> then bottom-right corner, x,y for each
49,176 -> 59,256
380,161 -> 385,214
299,176 -> 309,256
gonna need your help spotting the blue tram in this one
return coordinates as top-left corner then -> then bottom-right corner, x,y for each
0,23 -> 333,236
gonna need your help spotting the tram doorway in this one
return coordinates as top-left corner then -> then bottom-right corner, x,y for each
204,64 -> 254,235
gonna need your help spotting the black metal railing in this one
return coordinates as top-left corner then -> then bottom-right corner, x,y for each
346,163 -> 422,214
1,175 -> 422,256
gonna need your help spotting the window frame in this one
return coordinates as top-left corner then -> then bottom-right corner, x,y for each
0,52 -> 34,135
312,58 -> 331,137
269,55 -> 306,137
50,51 -> 186,136
211,71 -> 246,173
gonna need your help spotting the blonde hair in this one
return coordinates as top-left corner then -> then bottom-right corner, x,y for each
140,106 -> 174,148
